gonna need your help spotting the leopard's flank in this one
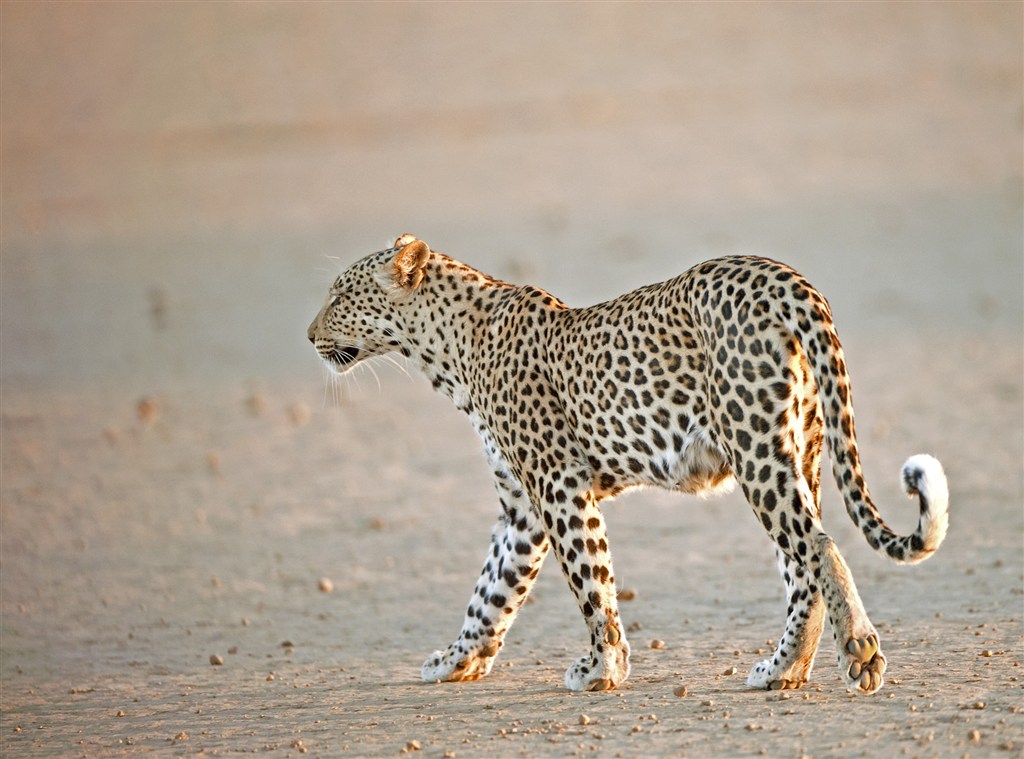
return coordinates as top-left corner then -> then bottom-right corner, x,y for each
308,234 -> 949,694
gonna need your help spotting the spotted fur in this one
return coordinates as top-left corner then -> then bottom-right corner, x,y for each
308,234 -> 949,693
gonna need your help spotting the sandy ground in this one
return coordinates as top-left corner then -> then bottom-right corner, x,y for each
2,3 -> 1023,758
2,334 -> 1023,758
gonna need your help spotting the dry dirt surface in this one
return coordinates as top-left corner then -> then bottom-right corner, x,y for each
2,3 -> 1022,758
2,335 -> 1022,758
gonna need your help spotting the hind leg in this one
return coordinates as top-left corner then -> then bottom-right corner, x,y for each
745,483 -> 886,693
749,380 -> 828,690
744,471 -> 886,693
813,533 -> 887,693
747,548 -> 826,690
732,421 -> 884,690
716,332 -> 886,693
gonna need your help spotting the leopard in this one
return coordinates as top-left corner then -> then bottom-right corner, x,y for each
308,234 -> 949,694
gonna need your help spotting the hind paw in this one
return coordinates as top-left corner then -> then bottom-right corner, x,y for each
843,634 -> 886,694
747,659 -> 809,691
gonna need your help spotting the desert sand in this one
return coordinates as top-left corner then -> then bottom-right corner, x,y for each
2,3 -> 1022,757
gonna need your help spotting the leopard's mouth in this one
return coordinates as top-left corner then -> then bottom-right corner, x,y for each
328,345 -> 360,369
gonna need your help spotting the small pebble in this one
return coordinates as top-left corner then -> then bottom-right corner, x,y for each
968,729 -> 981,744
579,714 -> 591,726
288,402 -> 311,426
246,393 -> 267,416
318,577 -> 335,593
649,639 -> 665,650
617,588 -> 638,601
209,655 -> 224,666
673,685 -> 688,698
722,666 -> 738,676
405,739 -> 422,751
136,397 -> 161,425
972,701 -> 986,710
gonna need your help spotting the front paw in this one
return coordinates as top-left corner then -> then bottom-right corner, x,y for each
421,642 -> 498,683
564,640 -> 631,692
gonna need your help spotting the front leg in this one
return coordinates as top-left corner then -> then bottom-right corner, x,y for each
422,478 -> 549,684
542,476 -> 630,692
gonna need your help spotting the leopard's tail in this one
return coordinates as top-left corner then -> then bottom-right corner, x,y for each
778,265 -> 949,565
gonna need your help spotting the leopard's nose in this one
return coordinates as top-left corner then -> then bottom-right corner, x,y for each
307,322 -> 316,344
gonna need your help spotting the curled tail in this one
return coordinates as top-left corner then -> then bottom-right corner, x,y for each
775,263 -> 950,564
896,454 -> 950,562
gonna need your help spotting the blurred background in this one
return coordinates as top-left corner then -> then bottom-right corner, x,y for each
2,11 -> 1022,753
2,2 -> 1021,390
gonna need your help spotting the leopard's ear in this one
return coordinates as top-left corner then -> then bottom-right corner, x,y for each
393,239 -> 431,290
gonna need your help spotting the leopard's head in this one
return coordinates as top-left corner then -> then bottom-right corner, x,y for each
307,234 -> 431,373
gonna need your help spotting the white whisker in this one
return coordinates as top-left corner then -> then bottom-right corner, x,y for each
365,361 -> 383,394
320,362 -> 332,409
378,353 -> 414,382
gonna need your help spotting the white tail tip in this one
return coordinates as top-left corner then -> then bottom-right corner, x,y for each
901,454 -> 949,559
